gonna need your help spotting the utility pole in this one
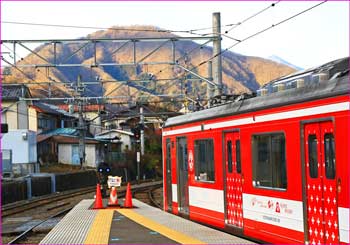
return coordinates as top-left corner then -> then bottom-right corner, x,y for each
136,105 -> 145,184
212,12 -> 223,97
206,60 -> 214,107
76,75 -> 86,169
140,106 -> 145,156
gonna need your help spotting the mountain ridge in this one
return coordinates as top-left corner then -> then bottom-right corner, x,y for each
3,25 -> 296,103
267,55 -> 303,71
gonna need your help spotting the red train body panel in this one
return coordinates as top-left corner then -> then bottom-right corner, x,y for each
162,61 -> 349,244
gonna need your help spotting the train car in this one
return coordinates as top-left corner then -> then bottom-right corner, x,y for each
162,57 -> 349,244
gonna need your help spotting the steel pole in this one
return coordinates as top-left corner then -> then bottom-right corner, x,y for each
212,12 -> 223,96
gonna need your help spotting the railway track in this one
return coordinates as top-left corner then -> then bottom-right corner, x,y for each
1,181 -> 163,244
2,186 -> 96,217
134,185 -> 163,209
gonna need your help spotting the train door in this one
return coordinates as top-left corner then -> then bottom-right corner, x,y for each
165,139 -> 172,211
224,131 -> 243,229
304,121 -> 339,244
177,137 -> 189,216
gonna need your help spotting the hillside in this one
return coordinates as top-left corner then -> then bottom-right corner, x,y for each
3,25 -> 296,103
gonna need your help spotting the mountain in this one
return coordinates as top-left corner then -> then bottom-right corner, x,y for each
267,55 -> 303,71
3,26 -> 296,103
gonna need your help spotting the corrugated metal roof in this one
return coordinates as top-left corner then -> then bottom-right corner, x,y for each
37,128 -> 108,143
40,128 -> 79,136
2,84 -> 31,100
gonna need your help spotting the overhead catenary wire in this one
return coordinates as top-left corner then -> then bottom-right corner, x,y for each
138,1 -> 284,101
144,0 -> 327,101
2,21 -> 174,33
196,1 -> 328,75
2,42 -> 105,98
2,20 -> 242,37
224,0 -> 281,34
1,1 -> 280,95
2,1 -> 328,107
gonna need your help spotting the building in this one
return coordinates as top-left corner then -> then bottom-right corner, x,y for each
1,84 -> 38,175
37,128 -> 105,168
1,84 -> 34,130
31,102 -> 77,134
58,104 -> 104,135
95,129 -> 133,152
102,104 -> 165,131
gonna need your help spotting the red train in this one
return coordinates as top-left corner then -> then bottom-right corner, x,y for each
162,57 -> 349,244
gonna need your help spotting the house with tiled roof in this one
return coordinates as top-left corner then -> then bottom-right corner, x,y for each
1,84 -> 38,175
1,84 -> 34,130
31,102 -> 78,134
37,128 -> 106,168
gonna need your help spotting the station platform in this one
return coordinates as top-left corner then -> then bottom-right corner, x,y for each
40,199 -> 255,244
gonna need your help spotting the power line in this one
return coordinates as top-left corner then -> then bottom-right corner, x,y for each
139,2 -> 282,100
187,23 -> 240,33
147,0 -> 327,100
2,20 -> 242,37
3,21 -> 216,37
225,0 -> 281,34
197,1 -> 327,73
2,44 -> 73,97
3,1 -> 327,106
2,21 -> 175,33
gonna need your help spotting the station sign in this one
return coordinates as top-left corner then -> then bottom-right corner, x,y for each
107,176 -> 122,188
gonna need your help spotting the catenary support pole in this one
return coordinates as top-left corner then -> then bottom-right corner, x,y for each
212,12 -> 223,97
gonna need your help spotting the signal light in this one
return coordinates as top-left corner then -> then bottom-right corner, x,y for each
132,126 -> 141,139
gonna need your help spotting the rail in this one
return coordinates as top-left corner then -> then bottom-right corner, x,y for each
7,207 -> 73,244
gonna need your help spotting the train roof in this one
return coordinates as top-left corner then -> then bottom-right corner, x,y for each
164,74 -> 349,128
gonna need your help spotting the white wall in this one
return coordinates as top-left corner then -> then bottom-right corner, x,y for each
120,134 -> 131,151
28,107 -> 38,132
1,130 -> 37,164
58,143 -> 98,168
85,144 -> 96,168
2,102 -> 18,129
58,144 -> 71,165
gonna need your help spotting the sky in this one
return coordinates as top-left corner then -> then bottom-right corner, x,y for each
1,1 -> 349,69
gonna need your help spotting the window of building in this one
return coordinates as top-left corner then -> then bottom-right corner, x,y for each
324,133 -> 335,179
194,139 -> 215,182
252,133 -> 287,189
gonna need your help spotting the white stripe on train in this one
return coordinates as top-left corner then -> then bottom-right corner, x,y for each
163,101 -> 350,136
171,185 -> 349,242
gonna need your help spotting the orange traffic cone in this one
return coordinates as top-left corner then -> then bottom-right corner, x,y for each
93,184 -> 104,209
124,182 -> 133,208
108,186 -> 119,206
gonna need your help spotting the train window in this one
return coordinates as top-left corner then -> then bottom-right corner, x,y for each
227,140 -> 233,173
308,135 -> 318,178
252,133 -> 287,189
324,133 -> 335,179
166,140 -> 171,172
236,140 -> 241,174
194,139 -> 215,182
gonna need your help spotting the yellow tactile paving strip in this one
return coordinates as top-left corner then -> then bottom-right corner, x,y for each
84,209 -> 114,244
117,209 -> 206,244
